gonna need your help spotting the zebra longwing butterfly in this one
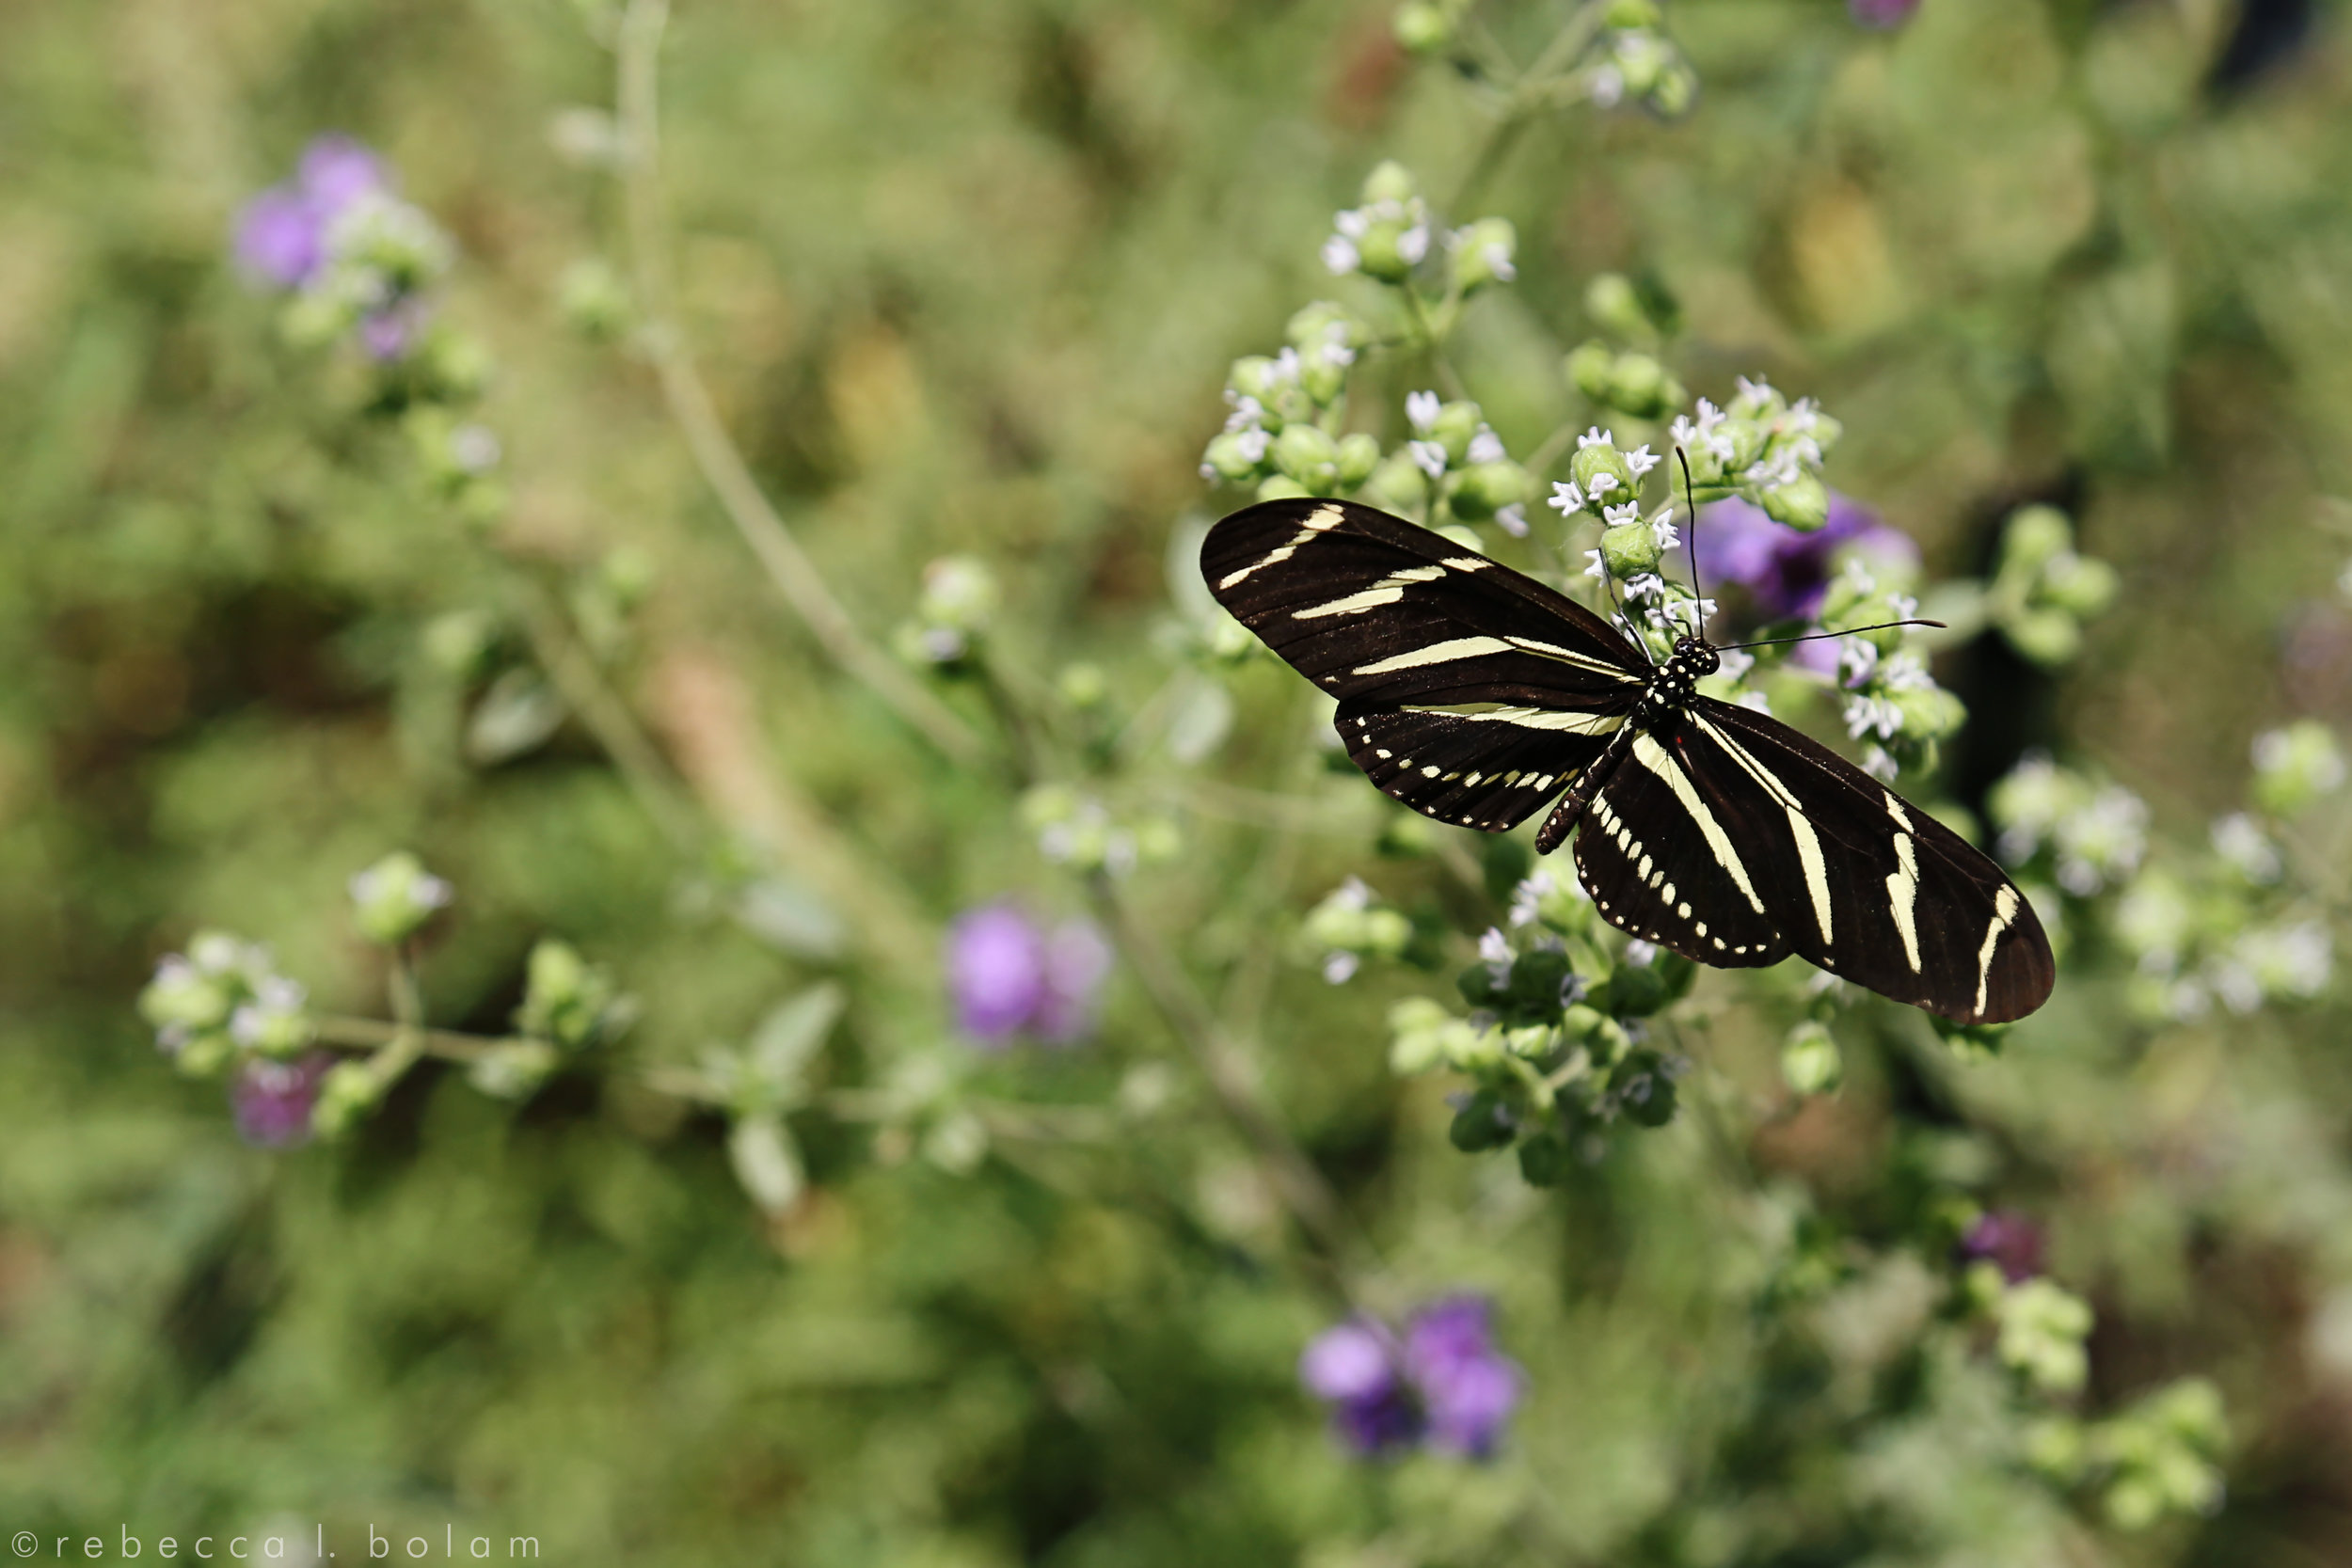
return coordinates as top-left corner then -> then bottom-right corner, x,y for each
1201,497 -> 2055,1024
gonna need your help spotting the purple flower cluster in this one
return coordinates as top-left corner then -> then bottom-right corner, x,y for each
233,135 -> 433,360
1299,1296 -> 1523,1459
1689,493 -> 1918,623
1960,1209 -> 2046,1283
231,1052 -> 333,1148
945,903 -> 1114,1047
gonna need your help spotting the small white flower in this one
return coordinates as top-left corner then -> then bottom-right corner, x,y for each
1468,427 -> 1505,465
2212,812 -> 2282,883
449,424 -> 501,474
1235,428 -> 1269,464
1861,745 -> 1899,782
1508,872 -> 1555,927
1590,64 -> 1626,107
2205,955 -> 2263,1014
1624,573 -> 1668,600
1844,693 -> 1904,742
1549,480 -> 1586,514
1496,503 -> 1528,538
1716,648 -> 1755,681
1625,444 -> 1660,479
1582,549 -> 1606,581
2237,921 -> 2331,998
1334,207 -> 1372,240
1323,951 -> 1360,985
1625,940 -> 1657,967
1484,243 -> 1516,281
1409,440 -> 1448,480
1271,346 -> 1303,386
1875,652 -> 1933,693
1649,517 -> 1680,554
1406,390 -> 1442,431
1738,689 -> 1772,715
1587,470 -> 1620,497
1603,500 -> 1643,525
1223,395 -> 1265,433
1737,374 -> 1774,404
1397,224 -> 1430,264
1478,927 -> 1514,965
1332,877 -> 1374,911
1322,234 -> 1359,274
1577,427 -> 1616,450
1668,415 -> 1698,449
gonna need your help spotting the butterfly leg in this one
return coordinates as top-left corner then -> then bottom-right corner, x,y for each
1534,724 -> 1638,855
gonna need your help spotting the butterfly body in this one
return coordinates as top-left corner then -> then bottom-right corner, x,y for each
1202,497 -> 2055,1024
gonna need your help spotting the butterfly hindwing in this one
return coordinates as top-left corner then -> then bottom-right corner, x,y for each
1572,714 -> 1788,966
1338,699 -> 1627,832
1202,499 -> 1646,709
1680,698 -> 2055,1023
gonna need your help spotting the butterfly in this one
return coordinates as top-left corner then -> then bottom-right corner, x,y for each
1200,497 -> 2055,1024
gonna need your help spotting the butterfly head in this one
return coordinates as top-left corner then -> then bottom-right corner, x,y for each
1670,635 -> 1720,679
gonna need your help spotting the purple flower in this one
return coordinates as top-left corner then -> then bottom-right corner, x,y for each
1849,0 -> 1920,26
945,903 -> 1112,1047
233,134 -> 389,292
1300,1321 -> 1421,1454
1960,1210 -> 2045,1283
1301,1296 -> 1524,1459
1688,493 -> 1918,623
358,299 -> 424,362
230,1053 -> 332,1148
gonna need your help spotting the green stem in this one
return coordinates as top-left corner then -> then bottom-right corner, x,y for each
613,0 -> 984,768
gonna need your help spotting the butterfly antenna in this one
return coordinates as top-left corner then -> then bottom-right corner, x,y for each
1676,445 -> 1705,641
1716,618 -> 1947,653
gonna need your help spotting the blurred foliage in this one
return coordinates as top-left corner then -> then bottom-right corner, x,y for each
9,0 -> 2352,1565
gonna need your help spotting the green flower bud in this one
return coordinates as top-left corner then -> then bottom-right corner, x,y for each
1760,474 -> 1829,532
1388,997 -> 1459,1075
1392,0 -> 1453,54
280,287 -> 362,351
1134,816 -> 1183,863
1892,686 -> 1966,743
2002,506 -> 2074,575
919,556 -> 998,632
1611,30 -> 1669,98
1583,274 -> 1650,343
1360,160 -> 1418,206
2004,608 -> 2082,666
1333,433 -> 1381,490
140,958 -> 235,1034
1995,1277 -> 2093,1397
176,1030 -> 237,1078
1361,908 -> 1413,959
1427,401 -> 1484,465
1603,0 -> 1662,26
2040,552 -> 2119,619
1019,784 -> 1079,832
1354,217 -> 1420,284
1202,430 -> 1268,483
2253,720 -> 2346,816
1286,300 -> 1364,354
1649,58 -> 1698,118
1057,662 -> 1108,709
1361,449 -> 1429,512
1229,356 -> 1282,406
311,1060 -> 383,1139
1560,1003 -> 1608,1043
420,329 -> 495,404
1611,1050 -> 1678,1126
1565,340 -> 1614,402
1517,1133 -> 1575,1187
556,258 -> 631,340
1273,423 -> 1341,489
348,851 -> 453,945
515,938 -> 618,1050
1449,1091 -> 1517,1152
1503,1023 -> 1553,1060
1375,811 -> 1438,858
1449,217 -> 1518,293
1569,439 -> 1636,506
1450,461 -> 1531,520
1256,474 -> 1312,501
1807,409 -> 1844,456
469,1039 -> 560,1100
1780,1021 -> 1843,1096
1600,520 -> 1662,578
1207,613 -> 1258,662
1726,378 -> 1784,422
1300,355 -> 1347,407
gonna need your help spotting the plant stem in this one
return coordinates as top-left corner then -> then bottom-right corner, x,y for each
613,0 -> 984,768
314,1013 -> 506,1064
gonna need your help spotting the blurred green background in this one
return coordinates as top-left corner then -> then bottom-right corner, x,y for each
8,0 -> 2352,1562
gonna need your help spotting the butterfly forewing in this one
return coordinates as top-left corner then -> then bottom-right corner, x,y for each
1202,499 -> 1647,709
1682,699 -> 2054,1023
1572,714 -> 1788,966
